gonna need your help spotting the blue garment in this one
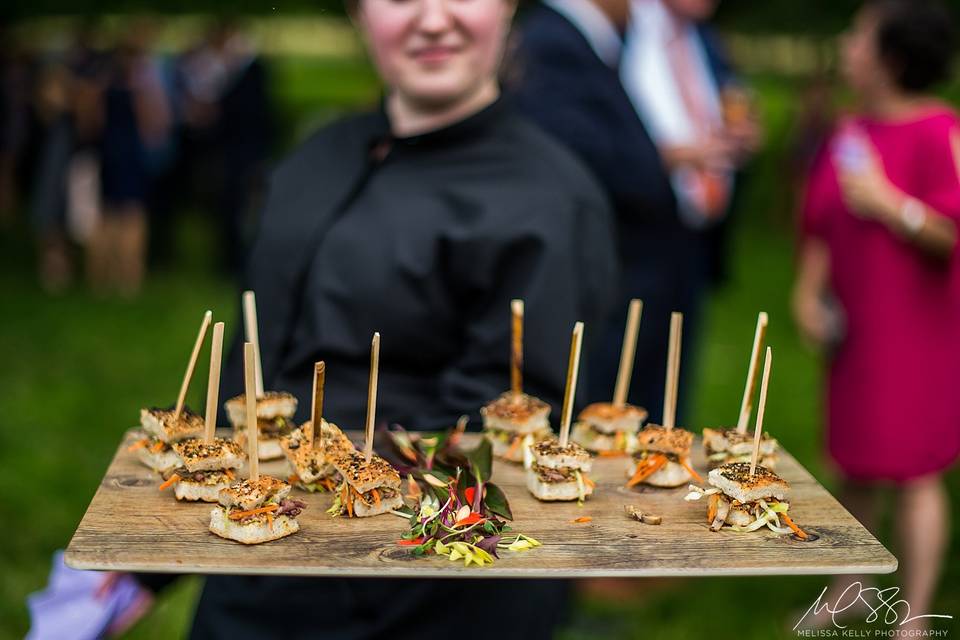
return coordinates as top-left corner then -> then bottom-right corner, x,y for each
508,3 -> 736,421
100,82 -> 148,208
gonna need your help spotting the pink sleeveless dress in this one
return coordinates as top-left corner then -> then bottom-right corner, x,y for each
802,104 -> 960,483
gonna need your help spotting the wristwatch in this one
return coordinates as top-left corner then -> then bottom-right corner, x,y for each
899,197 -> 926,235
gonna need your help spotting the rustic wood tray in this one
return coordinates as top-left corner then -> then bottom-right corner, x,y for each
64,429 -> 896,578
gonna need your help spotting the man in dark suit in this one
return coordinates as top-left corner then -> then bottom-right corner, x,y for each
507,0 -> 758,422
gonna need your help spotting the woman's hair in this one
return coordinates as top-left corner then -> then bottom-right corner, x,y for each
869,0 -> 957,92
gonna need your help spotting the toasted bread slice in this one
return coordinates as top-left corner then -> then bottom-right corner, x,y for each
233,429 -> 286,461
636,424 -> 693,457
486,427 -> 551,462
171,438 -> 245,472
525,473 -> 594,501
218,476 -> 291,511
209,506 -> 299,544
625,457 -> 691,488
577,402 -> 647,435
702,427 -> 779,457
223,391 -> 298,427
280,429 -> 337,484
531,439 -> 592,472
329,450 -> 401,495
136,446 -> 182,474
173,473 -> 234,502
481,392 -> 551,435
140,407 -> 204,443
708,463 -> 789,503
571,422 -> 640,454
353,491 -> 404,518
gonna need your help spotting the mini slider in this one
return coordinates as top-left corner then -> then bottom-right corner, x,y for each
210,342 -> 304,543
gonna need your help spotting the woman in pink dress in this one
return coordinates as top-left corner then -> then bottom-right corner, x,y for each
793,0 -> 958,629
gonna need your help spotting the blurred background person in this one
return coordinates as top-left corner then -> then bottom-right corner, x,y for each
194,0 -> 617,637
0,22 -> 30,228
506,0 -> 678,419
618,0 -> 760,418
792,0 -> 959,630
28,59 -> 75,292
152,21 -> 273,277
25,22 -> 105,293
81,22 -> 171,297
509,0 -> 760,422
210,21 -> 273,277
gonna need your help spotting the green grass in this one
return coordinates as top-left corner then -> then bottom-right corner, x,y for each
2,59 -> 958,640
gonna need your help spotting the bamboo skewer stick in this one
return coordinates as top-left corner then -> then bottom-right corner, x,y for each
203,322 -> 225,444
510,299 -> 524,395
558,322 -> 584,448
750,347 -> 773,476
244,342 -> 259,481
307,361 -> 325,449
364,332 -> 380,463
662,312 -> 683,430
174,310 -> 212,420
242,291 -> 264,398
613,299 -> 643,407
737,312 -> 769,434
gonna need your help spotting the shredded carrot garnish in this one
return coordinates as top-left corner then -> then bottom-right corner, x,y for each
582,475 -> 597,488
158,473 -> 180,491
321,477 -> 336,491
150,440 -> 166,453
597,450 -> 627,458
345,486 -> 354,518
288,473 -> 300,485
372,488 -> 381,506
571,516 -> 593,524
781,512 -> 810,540
228,504 -> 279,520
266,512 -> 274,531
127,439 -> 149,452
680,458 -> 703,483
707,494 -> 718,523
225,469 -> 235,480
626,454 -> 667,488
505,436 -> 523,460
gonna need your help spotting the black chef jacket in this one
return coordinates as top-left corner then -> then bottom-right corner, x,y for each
196,97 -> 619,640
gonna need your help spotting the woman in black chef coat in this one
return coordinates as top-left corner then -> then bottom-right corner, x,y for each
195,1 -> 619,638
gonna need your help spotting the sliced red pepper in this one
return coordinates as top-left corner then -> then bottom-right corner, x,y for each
464,487 -> 476,505
397,537 -> 426,546
454,512 -> 485,528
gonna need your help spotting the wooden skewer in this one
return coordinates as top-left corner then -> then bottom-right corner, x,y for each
750,347 -> 773,476
242,291 -> 265,398
174,310 -> 212,420
662,312 -> 683,430
558,322 -> 584,448
510,299 -> 523,395
244,342 -> 259,481
364,332 -> 380,463
736,312 -> 769,434
307,361 -> 325,449
613,299 -> 643,407
203,322 -> 225,444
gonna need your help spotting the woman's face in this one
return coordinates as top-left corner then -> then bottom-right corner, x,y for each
840,7 -> 892,96
354,0 -> 514,108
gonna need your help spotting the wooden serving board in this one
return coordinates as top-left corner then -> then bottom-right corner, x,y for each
64,430 -> 896,578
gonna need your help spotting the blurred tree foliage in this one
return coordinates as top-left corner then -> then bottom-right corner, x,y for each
4,0 -> 960,33
715,0 -> 960,33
